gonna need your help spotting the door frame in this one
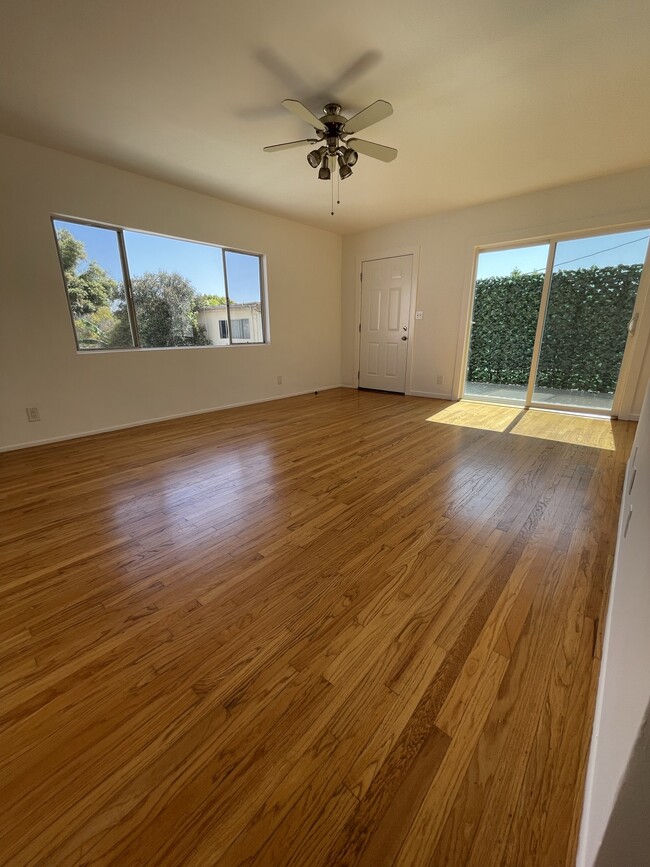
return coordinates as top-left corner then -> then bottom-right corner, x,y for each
613,238 -> 650,418
455,221 -> 650,419
354,247 -> 420,394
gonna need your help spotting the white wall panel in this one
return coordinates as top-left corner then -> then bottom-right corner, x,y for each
385,343 -> 398,377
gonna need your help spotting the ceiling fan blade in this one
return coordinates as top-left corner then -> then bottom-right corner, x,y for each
343,99 -> 393,134
347,138 -> 398,162
263,138 -> 319,152
281,99 -> 327,131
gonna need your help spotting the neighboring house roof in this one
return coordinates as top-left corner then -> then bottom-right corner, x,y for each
197,302 -> 261,312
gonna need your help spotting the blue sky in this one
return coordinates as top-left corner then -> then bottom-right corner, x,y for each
476,229 -> 649,280
54,220 -> 261,303
55,219 -> 648,298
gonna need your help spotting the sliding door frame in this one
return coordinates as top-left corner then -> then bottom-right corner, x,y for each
459,221 -> 650,419
524,242 -> 556,407
612,238 -> 650,418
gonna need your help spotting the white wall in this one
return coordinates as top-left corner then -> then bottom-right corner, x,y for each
342,167 -> 650,416
0,134 -> 342,449
577,382 -> 650,867
592,701 -> 650,867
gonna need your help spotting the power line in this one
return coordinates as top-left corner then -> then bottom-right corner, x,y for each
530,234 -> 650,273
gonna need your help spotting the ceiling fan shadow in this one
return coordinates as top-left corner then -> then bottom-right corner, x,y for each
238,48 -> 383,121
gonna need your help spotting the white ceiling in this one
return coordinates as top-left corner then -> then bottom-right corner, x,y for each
1,0 -> 649,234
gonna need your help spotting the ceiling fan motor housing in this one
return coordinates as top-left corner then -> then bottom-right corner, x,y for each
315,105 -> 349,156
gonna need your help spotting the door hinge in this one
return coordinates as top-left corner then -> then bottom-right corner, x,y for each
358,370 -> 360,380
360,272 -> 363,282
358,322 -> 361,332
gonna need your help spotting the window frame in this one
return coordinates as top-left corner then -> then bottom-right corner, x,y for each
51,214 -> 269,352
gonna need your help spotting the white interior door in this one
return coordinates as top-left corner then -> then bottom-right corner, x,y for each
359,255 -> 413,393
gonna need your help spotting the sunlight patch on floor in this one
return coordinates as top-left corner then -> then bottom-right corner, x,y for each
427,400 -> 522,433
426,401 -> 618,450
426,402 -> 522,432
510,411 -> 617,450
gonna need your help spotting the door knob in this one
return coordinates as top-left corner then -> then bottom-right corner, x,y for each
401,336 -> 408,341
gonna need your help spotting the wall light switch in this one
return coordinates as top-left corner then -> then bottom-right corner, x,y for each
415,311 -> 423,320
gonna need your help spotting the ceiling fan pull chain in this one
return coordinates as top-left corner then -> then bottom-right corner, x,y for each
337,171 -> 340,206
331,172 -> 334,216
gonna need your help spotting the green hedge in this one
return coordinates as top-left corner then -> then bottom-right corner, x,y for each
467,264 -> 642,393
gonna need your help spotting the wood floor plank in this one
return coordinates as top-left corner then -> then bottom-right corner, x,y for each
394,649 -> 509,866
431,520 -> 600,867
346,641 -> 447,801
0,389 -> 633,866
430,549 -> 569,866
501,613 -> 596,866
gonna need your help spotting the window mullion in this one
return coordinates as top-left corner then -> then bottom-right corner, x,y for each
117,229 -> 141,348
258,255 -> 266,343
222,247 -> 233,346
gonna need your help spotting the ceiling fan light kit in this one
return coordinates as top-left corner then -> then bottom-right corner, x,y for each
342,147 -> 358,167
307,146 -> 325,168
264,98 -> 397,214
337,157 -> 353,180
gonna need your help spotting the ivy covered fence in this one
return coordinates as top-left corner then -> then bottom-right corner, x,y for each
467,264 -> 642,393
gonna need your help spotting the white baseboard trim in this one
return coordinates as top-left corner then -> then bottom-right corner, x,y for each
341,385 -> 454,400
408,390 -> 454,400
1,385 -> 343,452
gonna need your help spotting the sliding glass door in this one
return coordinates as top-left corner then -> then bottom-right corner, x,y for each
464,227 -> 650,415
464,244 -> 549,405
531,230 -> 649,412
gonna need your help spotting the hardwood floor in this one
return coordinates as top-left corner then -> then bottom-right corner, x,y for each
0,389 -> 635,866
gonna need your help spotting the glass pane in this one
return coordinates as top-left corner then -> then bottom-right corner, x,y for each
464,244 -> 549,405
123,231 -> 225,347
54,220 -> 134,350
225,251 -> 264,343
532,229 -> 650,411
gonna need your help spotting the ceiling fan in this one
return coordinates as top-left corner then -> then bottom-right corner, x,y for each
263,99 -> 397,183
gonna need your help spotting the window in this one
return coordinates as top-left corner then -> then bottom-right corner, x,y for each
52,217 -> 267,350
231,318 -> 250,340
51,222 -> 135,350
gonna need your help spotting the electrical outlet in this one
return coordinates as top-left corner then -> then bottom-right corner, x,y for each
277,375 -> 283,385
26,406 -> 40,422
436,375 -> 444,386
415,311 -> 423,320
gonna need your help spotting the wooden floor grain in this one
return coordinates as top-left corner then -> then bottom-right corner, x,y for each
0,389 -> 634,866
